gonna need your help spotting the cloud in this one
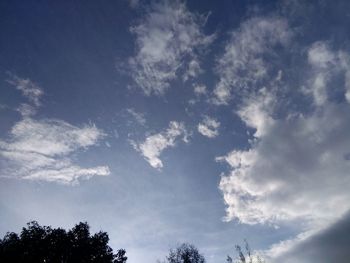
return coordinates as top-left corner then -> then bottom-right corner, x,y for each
128,0 -> 139,8
216,38 -> 350,260
197,116 -> 220,138
303,41 -> 350,105
213,17 -> 292,104
218,95 -> 350,226
16,103 -> 37,117
183,59 -> 203,82
128,0 -> 214,95
126,108 -> 147,125
193,84 -> 207,96
131,121 -> 188,169
7,73 -> 44,107
1,75 -> 110,185
22,166 -> 110,184
271,211 -> 350,263
236,88 -> 275,138
0,118 -> 109,185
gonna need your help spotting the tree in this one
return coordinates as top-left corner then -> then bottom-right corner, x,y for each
165,243 -> 205,263
0,221 -> 127,263
228,240 -> 264,263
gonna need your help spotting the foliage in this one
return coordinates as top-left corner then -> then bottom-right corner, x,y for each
165,243 -> 206,263
0,221 -> 127,263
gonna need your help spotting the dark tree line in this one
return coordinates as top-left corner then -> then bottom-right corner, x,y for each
1,222 -> 263,263
0,221 -> 127,263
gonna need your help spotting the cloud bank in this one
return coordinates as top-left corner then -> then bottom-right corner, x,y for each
215,13 -> 350,260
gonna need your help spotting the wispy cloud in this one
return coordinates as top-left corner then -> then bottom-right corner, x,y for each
128,0 -> 214,95
213,17 -> 292,104
1,75 -> 110,185
303,41 -> 350,105
126,108 -> 147,126
127,0 -> 139,9
7,73 -> 44,107
16,103 -> 38,117
193,84 -> 207,96
0,118 -> 109,184
131,121 -> 188,169
197,116 -> 220,138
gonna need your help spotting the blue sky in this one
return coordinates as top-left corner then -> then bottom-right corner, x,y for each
1,0 -> 350,262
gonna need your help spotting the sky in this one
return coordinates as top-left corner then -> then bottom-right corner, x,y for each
1,0 -> 350,262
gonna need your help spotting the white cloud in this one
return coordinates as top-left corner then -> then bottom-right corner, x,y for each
217,43 -> 350,260
132,121 -> 188,169
16,103 -> 37,117
197,116 -> 220,138
193,84 -> 207,96
304,42 -> 350,105
128,0 -> 214,95
183,59 -> 203,82
237,88 -> 275,138
305,42 -> 337,105
0,114 -> 109,184
22,165 -> 110,185
219,95 -> 350,226
213,17 -> 292,104
7,73 -> 43,107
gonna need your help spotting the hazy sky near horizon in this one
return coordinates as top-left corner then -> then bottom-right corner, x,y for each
1,0 -> 350,262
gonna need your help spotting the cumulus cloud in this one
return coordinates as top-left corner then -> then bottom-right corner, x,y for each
219,95 -> 350,226
0,118 -> 109,184
128,0 -> 214,95
132,121 -> 188,169
197,116 -> 220,138
213,17 -> 292,104
217,40 -> 350,260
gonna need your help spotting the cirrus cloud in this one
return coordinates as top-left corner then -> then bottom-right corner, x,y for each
0,118 -> 109,185
1,75 -> 110,185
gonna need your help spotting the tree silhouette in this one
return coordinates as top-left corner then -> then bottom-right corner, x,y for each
164,243 -> 205,263
0,221 -> 127,263
229,240 -> 264,263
